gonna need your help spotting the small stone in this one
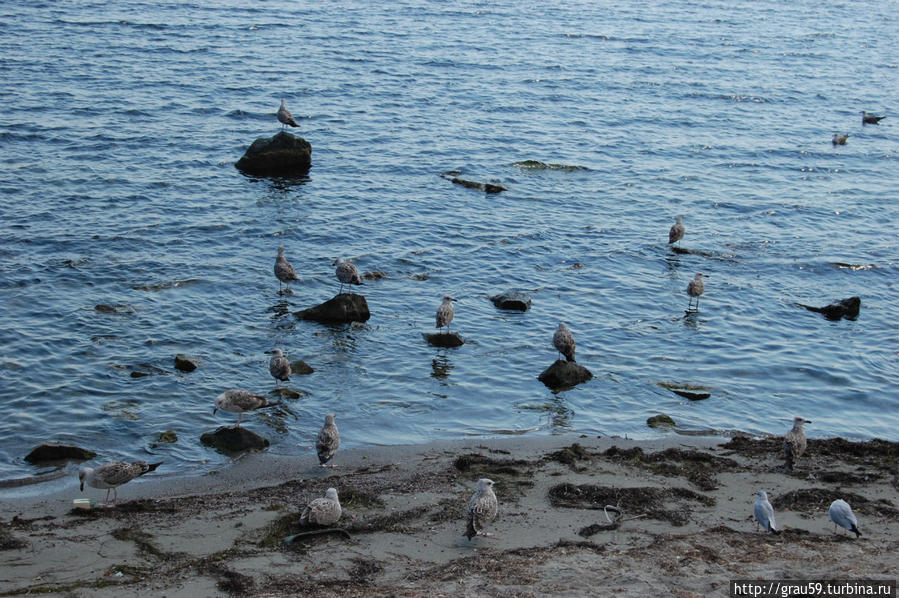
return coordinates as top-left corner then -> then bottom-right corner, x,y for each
647,414 -> 676,428
174,354 -> 199,372
25,443 -> 97,465
200,427 -> 270,454
424,332 -> 465,348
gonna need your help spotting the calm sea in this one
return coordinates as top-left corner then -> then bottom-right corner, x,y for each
1,0 -> 897,484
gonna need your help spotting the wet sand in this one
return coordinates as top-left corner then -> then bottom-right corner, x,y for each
1,433 -> 897,597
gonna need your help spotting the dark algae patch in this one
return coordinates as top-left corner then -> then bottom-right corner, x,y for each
771,488 -> 898,518
603,445 -> 738,491
548,483 -> 714,526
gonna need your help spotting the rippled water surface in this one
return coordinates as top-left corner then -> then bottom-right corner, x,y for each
2,0 -> 897,482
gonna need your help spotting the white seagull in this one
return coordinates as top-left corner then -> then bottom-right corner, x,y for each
79,461 -> 162,507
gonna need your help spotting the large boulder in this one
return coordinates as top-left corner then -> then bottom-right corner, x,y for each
236,131 -> 311,176
200,427 -> 269,454
424,332 -> 465,347
25,443 -> 96,465
490,290 -> 531,312
796,296 -> 860,321
538,359 -> 593,389
294,294 -> 370,324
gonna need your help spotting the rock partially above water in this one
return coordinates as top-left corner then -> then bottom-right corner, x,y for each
490,290 -> 532,312
424,331 -> 465,348
174,353 -> 199,372
236,131 -> 311,176
796,296 -> 860,321
25,443 -> 96,465
647,414 -> 676,428
200,427 -> 269,454
538,359 -> 593,389
294,293 -> 371,323
290,360 -> 314,375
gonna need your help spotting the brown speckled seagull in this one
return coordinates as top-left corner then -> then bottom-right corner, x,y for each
465,478 -> 498,540
783,416 -> 810,470
553,322 -> 576,362
213,389 -> 281,428
300,487 -> 342,526
79,461 -> 162,507
278,98 -> 299,129
316,413 -> 340,467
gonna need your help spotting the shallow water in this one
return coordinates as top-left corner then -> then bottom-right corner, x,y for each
1,0 -> 897,482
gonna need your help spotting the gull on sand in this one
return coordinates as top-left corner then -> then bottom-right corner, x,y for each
316,413 -> 340,468
686,272 -> 705,311
274,246 -> 301,293
278,98 -> 299,129
668,216 -> 685,245
336,260 -> 363,294
829,499 -> 861,538
436,295 -> 456,333
267,348 -> 291,387
754,491 -> 779,534
466,478 -> 498,540
783,416 -> 810,471
553,322 -> 576,362
213,389 -> 281,428
300,487 -> 342,526
79,461 -> 162,507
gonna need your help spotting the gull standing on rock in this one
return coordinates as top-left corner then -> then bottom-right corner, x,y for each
553,322 -> 576,362
278,98 -> 299,129
829,499 -> 861,538
274,246 -> 301,293
436,295 -> 456,333
267,349 -> 291,387
316,413 -> 340,467
668,216 -> 685,246
465,478 -> 498,540
686,272 -> 705,311
300,488 -> 342,526
213,389 -> 281,428
783,416 -> 810,471
79,461 -> 162,507
336,260 -> 363,294
753,491 -> 779,534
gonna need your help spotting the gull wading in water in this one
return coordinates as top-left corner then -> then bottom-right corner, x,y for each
466,478 -> 498,540
79,461 -> 162,507
553,322 -> 576,362
686,272 -> 706,311
753,491 -> 779,534
335,260 -> 363,294
213,389 -> 281,428
278,98 -> 299,129
274,246 -> 301,293
783,416 -> 810,471
316,413 -> 340,468
267,348 -> 291,387
436,295 -> 456,333
300,487 -> 342,526
668,216 -> 685,246
829,499 -> 861,538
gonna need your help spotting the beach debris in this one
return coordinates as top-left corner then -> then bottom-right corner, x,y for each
784,416 -> 810,471
465,478 -> 498,540
213,389 -> 281,428
316,413 -> 340,468
686,272 -> 706,311
436,295 -> 456,333
753,491 -> 779,534
278,98 -> 299,129
832,133 -> 849,145
274,246 -> 301,293
489,290 -> 531,311
829,499 -> 861,538
267,349 -> 291,387
294,293 -> 371,323
553,322 -> 576,362
668,216 -> 685,246
300,487 -> 342,526
861,111 -> 886,125
336,259 -> 364,295
174,353 -> 199,373
79,461 -> 162,507
25,443 -> 96,465
795,296 -> 860,321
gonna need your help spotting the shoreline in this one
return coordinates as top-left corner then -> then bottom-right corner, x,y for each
1,433 -> 897,597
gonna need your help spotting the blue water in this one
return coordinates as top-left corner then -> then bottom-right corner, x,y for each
1,0 -> 897,482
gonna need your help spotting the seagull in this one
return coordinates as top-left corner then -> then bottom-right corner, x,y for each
300,487 -> 342,526
267,349 -> 291,387
316,413 -> 340,468
79,461 -> 162,507
335,260 -> 363,294
783,416 -> 810,471
274,246 -> 301,293
829,499 -> 861,538
668,216 -> 685,245
465,478 -> 498,540
213,389 -> 281,428
553,322 -> 576,362
278,98 -> 299,129
753,491 -> 779,534
686,272 -> 706,311
861,111 -> 886,125
832,133 -> 849,146
436,295 -> 456,333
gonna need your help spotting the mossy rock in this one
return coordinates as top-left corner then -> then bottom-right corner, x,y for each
647,414 -> 676,428
201,427 -> 269,454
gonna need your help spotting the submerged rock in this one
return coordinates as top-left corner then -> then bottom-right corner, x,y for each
294,293 -> 371,323
200,427 -> 269,454
490,290 -> 532,312
290,360 -> 314,375
25,443 -> 96,465
796,296 -> 860,321
236,131 -> 311,176
647,414 -> 676,428
424,331 -> 465,348
538,359 -> 593,389
439,171 -> 507,193
151,430 -> 178,448
174,353 -> 199,372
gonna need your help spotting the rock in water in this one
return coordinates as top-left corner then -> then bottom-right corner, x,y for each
174,353 -> 199,372
538,359 -> 592,389
796,296 -> 860,321
294,293 -> 371,323
490,290 -> 531,311
25,443 -> 97,465
200,427 -> 270,454
424,331 -> 465,347
647,414 -> 676,428
236,131 -> 311,176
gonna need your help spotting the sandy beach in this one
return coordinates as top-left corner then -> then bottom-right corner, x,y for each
1,433 -> 897,597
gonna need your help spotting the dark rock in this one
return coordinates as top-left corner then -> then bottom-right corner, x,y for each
362,270 -> 388,280
294,293 -> 370,323
424,332 -> 465,348
490,290 -> 532,312
647,414 -> 676,428
94,304 -> 135,314
236,131 -> 311,176
200,427 -> 269,454
290,360 -> 314,375
671,389 -> 710,401
271,388 -> 303,400
796,296 -> 860,321
25,443 -> 96,465
538,359 -> 593,389
174,353 -> 199,372
150,429 -> 178,448
450,177 -> 507,193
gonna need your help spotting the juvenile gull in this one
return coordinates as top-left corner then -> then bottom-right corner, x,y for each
267,348 -> 291,387
335,260 -> 363,294
668,216 -> 685,245
553,322 -> 576,362
832,133 -> 849,146
274,246 -> 301,293
316,413 -> 340,467
436,295 -> 456,332
300,487 -> 342,525
861,111 -> 886,125
465,478 -> 498,540
686,272 -> 705,311
783,416 -> 810,471
753,491 -> 779,534
278,98 -> 299,129
829,499 -> 861,538
213,389 -> 281,428
79,461 -> 162,507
